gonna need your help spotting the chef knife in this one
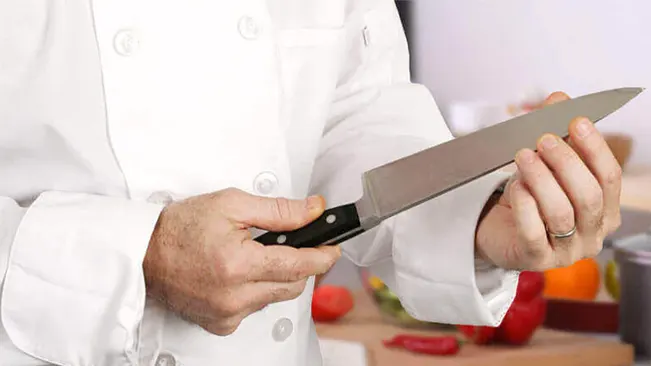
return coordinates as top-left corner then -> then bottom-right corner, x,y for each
255,87 -> 643,249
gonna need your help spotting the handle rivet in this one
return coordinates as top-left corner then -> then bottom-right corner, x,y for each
277,235 -> 287,244
326,214 -> 337,224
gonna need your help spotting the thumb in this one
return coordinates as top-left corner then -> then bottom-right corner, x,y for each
222,190 -> 326,232
500,171 -> 522,207
543,91 -> 571,106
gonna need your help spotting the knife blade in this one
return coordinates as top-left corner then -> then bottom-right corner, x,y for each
255,87 -> 643,249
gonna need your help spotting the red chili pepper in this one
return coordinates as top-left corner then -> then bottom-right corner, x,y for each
383,334 -> 461,356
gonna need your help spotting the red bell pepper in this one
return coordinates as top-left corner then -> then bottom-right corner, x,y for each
456,271 -> 546,346
514,270 -> 545,303
495,293 -> 547,345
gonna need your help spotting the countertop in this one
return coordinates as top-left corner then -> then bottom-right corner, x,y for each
319,165 -> 651,366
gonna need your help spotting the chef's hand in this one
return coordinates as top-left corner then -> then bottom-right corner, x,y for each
475,92 -> 622,271
143,188 -> 340,335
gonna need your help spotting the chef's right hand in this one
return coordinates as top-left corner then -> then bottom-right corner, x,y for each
143,188 -> 341,336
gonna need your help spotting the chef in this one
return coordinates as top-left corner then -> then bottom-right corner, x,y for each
0,1 -> 622,365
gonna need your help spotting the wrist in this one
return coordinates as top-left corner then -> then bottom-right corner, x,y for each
474,179 -> 508,264
143,205 -> 170,294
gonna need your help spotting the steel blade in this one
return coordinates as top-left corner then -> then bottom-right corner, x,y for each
355,87 -> 643,229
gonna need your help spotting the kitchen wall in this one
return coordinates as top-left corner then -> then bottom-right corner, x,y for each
410,0 -> 651,166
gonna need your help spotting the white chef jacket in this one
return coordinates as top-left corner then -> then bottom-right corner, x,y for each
0,0 -> 518,365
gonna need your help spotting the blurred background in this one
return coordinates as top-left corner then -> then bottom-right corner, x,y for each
323,0 -> 651,289
315,2 -> 651,364
410,0 -> 650,167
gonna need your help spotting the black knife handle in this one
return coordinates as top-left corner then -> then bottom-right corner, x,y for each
254,203 -> 364,248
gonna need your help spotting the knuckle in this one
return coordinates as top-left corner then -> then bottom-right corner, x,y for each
211,295 -> 242,318
548,208 -> 575,231
288,280 -> 309,299
557,148 -> 576,163
608,213 -> 622,232
220,301 -> 242,318
580,189 -> 604,214
268,285 -> 291,302
271,281 -> 307,302
261,255 -> 285,280
584,242 -> 603,259
218,262 -> 245,283
604,165 -> 623,186
519,240 -> 548,262
554,255 -> 573,268
520,229 -> 547,249
589,215 -> 607,234
521,249 -> 553,271
593,234 -> 605,252
287,259 -> 306,281
219,187 -> 243,201
273,197 -> 293,221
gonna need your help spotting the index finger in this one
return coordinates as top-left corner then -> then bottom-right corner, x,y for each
246,241 -> 341,282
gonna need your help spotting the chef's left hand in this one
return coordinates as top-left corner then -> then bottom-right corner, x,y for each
475,92 -> 622,271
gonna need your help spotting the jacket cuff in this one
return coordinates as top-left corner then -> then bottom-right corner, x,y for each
0,198 -> 27,285
390,171 -> 519,326
1,191 -> 164,365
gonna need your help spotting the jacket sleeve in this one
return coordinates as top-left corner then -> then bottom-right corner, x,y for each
0,192 -> 164,365
309,0 -> 518,327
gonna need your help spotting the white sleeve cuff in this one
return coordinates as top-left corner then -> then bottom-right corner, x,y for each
1,191 -> 164,365
379,171 -> 518,327
0,197 -> 27,286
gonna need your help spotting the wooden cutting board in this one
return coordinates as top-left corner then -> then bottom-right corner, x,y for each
316,291 -> 634,366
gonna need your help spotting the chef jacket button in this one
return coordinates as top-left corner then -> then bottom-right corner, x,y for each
272,317 -> 293,342
238,16 -> 261,40
253,172 -> 278,196
147,191 -> 174,205
155,352 -> 176,366
113,29 -> 140,56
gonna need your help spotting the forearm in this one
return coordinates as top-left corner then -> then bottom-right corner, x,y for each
308,0 -> 518,326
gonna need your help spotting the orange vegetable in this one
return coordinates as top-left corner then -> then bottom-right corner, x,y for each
543,258 -> 601,301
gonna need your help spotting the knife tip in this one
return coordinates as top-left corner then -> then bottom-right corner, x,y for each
612,87 -> 645,100
623,86 -> 645,94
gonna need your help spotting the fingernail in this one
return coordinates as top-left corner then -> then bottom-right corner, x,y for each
516,149 -> 535,165
539,134 -> 558,150
576,118 -> 593,138
306,195 -> 323,212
